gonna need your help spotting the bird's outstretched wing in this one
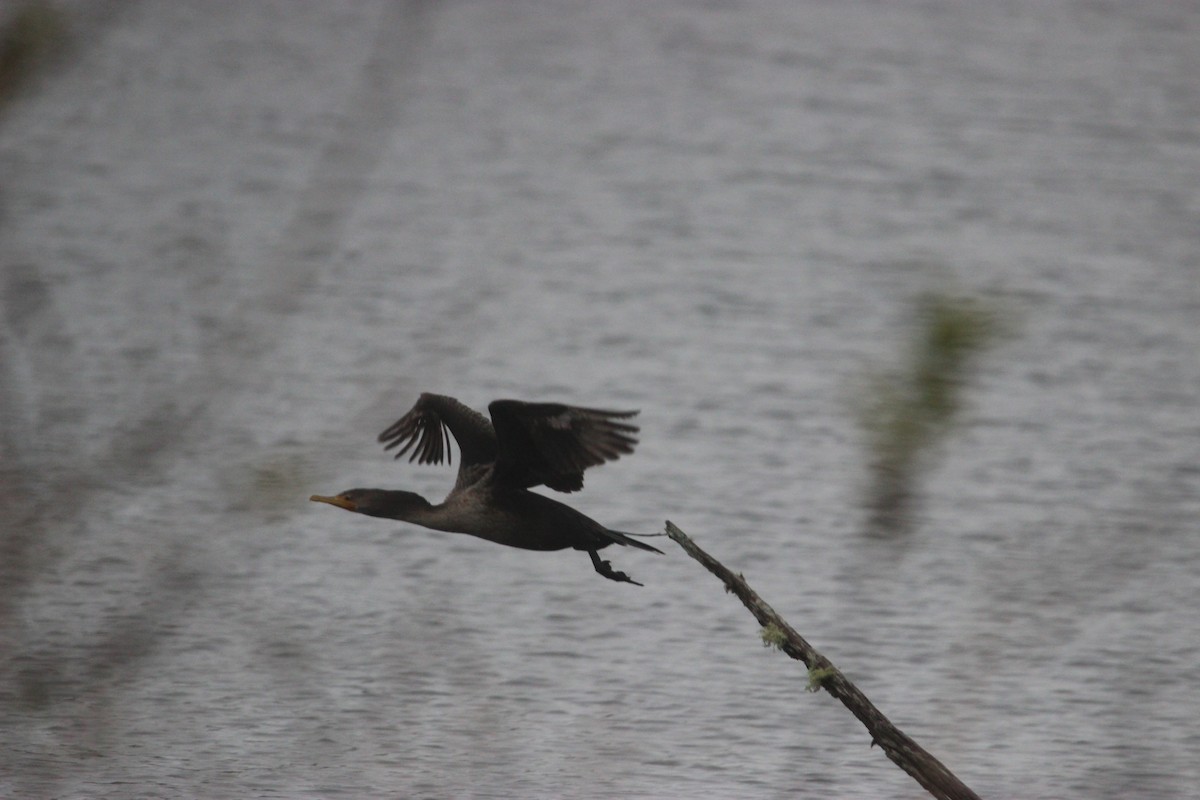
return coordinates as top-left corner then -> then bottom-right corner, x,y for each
488,399 -> 639,493
378,393 -> 498,469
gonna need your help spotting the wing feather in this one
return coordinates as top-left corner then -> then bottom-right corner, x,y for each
488,399 -> 639,493
378,393 -> 498,469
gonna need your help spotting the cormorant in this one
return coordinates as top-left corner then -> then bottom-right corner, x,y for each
310,393 -> 661,585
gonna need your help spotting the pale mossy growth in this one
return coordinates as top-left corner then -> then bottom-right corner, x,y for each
760,623 -> 789,651
858,292 -> 1003,534
806,666 -> 838,692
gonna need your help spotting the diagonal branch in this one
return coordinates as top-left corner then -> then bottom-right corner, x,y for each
665,521 -> 981,800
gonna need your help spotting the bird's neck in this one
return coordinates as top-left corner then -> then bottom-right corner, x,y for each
391,493 -> 459,531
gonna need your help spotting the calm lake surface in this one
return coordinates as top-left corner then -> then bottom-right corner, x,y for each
2,1 -> 1198,797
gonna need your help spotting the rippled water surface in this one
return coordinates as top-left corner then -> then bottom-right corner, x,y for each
2,2 -> 1198,797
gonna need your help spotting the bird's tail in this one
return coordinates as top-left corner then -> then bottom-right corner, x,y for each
605,529 -> 665,554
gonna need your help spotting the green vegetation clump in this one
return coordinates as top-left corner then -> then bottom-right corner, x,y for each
859,293 -> 1001,533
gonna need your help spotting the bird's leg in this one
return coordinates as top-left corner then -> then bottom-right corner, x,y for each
588,549 -> 643,586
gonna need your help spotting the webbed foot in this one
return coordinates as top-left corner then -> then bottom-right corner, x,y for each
588,550 -> 643,586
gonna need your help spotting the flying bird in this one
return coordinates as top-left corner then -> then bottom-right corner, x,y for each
311,393 -> 660,585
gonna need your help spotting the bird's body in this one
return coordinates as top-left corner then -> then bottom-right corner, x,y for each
311,393 -> 660,584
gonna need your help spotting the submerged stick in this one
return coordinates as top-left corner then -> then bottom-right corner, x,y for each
665,521 -> 981,800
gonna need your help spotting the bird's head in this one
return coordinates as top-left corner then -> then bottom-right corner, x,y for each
309,489 -> 431,520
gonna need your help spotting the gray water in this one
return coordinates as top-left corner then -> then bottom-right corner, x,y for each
2,1 -> 1198,797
